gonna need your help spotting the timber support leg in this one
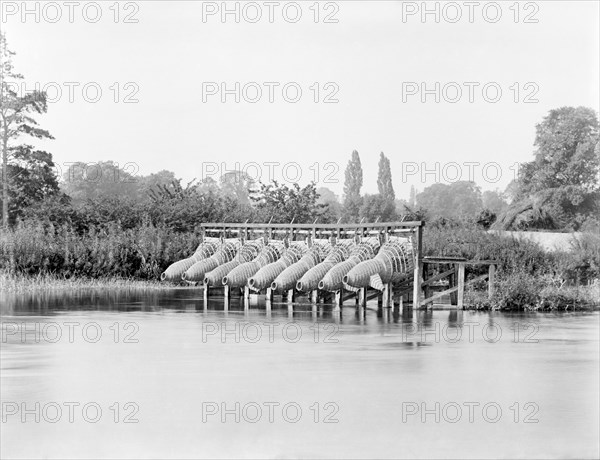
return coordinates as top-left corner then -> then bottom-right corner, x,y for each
203,281 -> 209,304
457,263 -> 465,309
382,284 -> 390,308
334,290 -> 342,311
358,287 -> 367,308
311,290 -> 318,304
224,285 -> 230,310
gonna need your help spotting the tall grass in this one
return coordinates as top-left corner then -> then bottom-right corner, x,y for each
0,269 -> 168,293
0,221 -> 199,281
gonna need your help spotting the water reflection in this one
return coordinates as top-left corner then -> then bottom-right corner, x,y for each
1,288 -> 598,459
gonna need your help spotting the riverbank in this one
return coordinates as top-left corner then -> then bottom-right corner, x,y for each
0,270 -> 169,294
2,271 -> 597,310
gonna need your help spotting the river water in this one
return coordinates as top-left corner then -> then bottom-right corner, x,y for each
1,288 -> 598,459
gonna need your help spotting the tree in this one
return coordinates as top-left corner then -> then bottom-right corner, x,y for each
482,189 -> 508,215
5,146 -> 61,220
220,170 -> 255,205
316,187 -> 342,222
61,161 -> 140,203
416,181 -> 483,220
0,32 -> 55,227
137,170 -> 178,201
359,194 -> 396,222
343,150 -> 363,222
251,181 -> 326,223
377,152 -> 395,203
496,107 -> 600,230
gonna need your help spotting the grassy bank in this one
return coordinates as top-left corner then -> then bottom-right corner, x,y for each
0,270 -> 172,294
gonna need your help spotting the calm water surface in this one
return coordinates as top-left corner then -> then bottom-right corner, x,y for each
1,289 -> 599,459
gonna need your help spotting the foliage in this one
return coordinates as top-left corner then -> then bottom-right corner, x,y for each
359,194 -> 396,222
316,187 -> 342,223
343,150 -> 363,222
482,189 -> 508,215
1,32 -> 57,226
250,181 -> 327,223
377,152 -> 395,202
498,107 -> 600,230
0,220 -> 198,280
61,161 -> 140,203
416,181 -> 483,220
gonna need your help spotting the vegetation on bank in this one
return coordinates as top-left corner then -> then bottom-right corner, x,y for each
0,269 -> 168,294
1,33 -> 599,310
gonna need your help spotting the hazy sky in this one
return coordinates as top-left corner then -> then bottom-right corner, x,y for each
2,0 -> 599,199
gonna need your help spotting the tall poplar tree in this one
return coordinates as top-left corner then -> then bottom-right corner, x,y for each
377,152 -> 395,202
343,150 -> 363,221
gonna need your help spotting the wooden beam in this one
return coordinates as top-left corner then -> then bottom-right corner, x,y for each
199,221 -> 423,230
412,225 -> 423,310
422,285 -> 460,305
421,268 -> 456,287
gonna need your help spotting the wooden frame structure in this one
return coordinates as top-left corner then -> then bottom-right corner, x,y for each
195,221 -> 498,310
419,257 -> 498,309
198,221 -> 423,309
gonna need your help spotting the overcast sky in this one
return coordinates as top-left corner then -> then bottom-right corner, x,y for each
2,0 -> 599,199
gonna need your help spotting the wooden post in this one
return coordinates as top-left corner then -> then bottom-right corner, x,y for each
358,287 -> 367,308
287,289 -> 295,304
382,284 -> 390,308
488,264 -> 496,299
266,287 -> 274,303
224,285 -> 230,310
389,285 -> 394,312
449,266 -> 457,305
334,290 -> 342,311
412,225 -> 423,309
457,262 -> 465,309
244,285 -> 250,301
203,281 -> 209,304
311,290 -> 318,304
